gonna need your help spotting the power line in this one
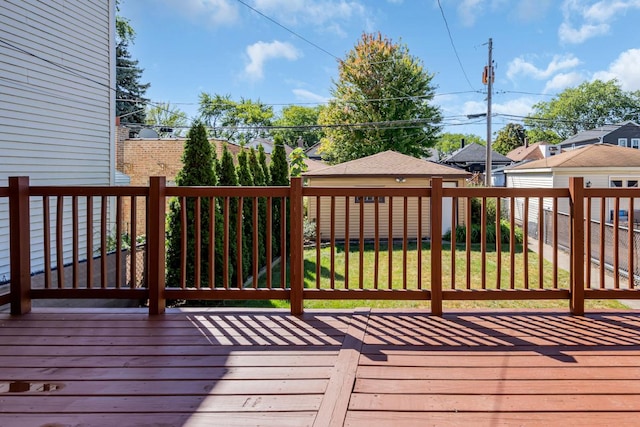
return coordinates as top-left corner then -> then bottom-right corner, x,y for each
233,0 -> 339,60
435,0 -> 476,92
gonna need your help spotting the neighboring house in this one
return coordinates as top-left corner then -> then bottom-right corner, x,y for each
441,143 -> 513,173
0,0 -> 115,280
505,144 -> 640,224
305,143 -> 324,162
302,151 -> 471,240
506,141 -> 552,162
558,121 -> 640,151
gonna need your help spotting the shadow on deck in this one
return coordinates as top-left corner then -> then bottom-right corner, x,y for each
1,308 -> 640,426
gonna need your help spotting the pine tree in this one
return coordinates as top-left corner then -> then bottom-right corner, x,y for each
257,144 -> 271,184
236,150 -> 254,281
166,122 -> 216,288
217,145 -> 240,285
249,148 -> 267,267
116,39 -> 150,125
269,136 -> 290,257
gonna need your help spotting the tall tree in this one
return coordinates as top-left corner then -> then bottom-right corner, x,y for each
166,122 -> 218,288
249,148 -> 267,267
525,79 -> 640,141
319,32 -> 442,164
115,2 -> 149,125
492,123 -> 526,155
269,136 -> 290,257
199,93 -> 274,143
236,150 -> 254,281
272,105 -> 324,148
145,102 -> 188,137
435,133 -> 485,159
217,145 -> 240,285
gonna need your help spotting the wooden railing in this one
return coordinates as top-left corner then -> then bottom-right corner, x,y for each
2,176 -> 639,316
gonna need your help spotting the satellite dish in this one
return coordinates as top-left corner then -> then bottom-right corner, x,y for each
138,128 -> 159,139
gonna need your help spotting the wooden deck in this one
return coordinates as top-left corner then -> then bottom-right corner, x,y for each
1,308 -> 640,426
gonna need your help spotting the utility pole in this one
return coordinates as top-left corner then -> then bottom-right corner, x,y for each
484,38 -> 493,187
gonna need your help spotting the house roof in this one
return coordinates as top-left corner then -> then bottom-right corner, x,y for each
508,144 -> 640,170
442,142 -> 512,164
304,158 -> 329,173
302,150 -> 471,178
560,121 -> 639,146
506,141 -> 549,162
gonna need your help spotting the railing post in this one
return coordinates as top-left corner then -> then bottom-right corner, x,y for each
289,177 -> 304,315
9,176 -> 31,315
430,177 -> 443,316
148,176 -> 166,315
569,177 -> 585,315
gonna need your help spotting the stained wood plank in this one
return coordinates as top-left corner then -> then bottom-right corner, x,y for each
0,394 -> 323,412
354,378 -> 640,394
0,366 -> 332,381
0,413 -> 317,427
0,379 -> 328,395
357,365 -> 640,380
348,393 -> 640,411
344,411 -> 640,427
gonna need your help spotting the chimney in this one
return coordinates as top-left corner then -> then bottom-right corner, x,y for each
461,138 -> 465,149
297,137 -> 304,148
524,137 -> 529,149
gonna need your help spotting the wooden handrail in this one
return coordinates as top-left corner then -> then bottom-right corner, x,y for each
9,176 -> 31,315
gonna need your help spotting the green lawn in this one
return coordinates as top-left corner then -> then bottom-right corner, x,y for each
223,241 -> 628,310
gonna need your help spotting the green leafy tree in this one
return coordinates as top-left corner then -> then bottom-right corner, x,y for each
319,32 -> 442,164
236,150 -> 254,281
216,145 -> 240,285
199,93 -> 274,143
492,123 -> 526,155
525,79 -> 640,141
145,102 -> 188,137
269,136 -> 290,257
272,105 -> 324,148
435,133 -> 485,158
288,147 -> 308,177
166,122 -> 218,288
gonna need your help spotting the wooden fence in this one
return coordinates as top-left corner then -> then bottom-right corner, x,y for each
2,176 -> 639,316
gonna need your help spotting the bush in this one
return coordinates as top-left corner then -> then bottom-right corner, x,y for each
444,219 -> 523,245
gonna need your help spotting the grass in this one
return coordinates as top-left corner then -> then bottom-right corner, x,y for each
221,241 -> 628,311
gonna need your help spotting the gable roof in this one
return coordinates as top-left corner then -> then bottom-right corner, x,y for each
442,142 -> 512,164
302,150 -> 470,178
560,121 -> 640,146
508,144 -> 640,170
507,141 -> 549,162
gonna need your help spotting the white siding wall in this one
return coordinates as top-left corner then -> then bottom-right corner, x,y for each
0,0 -> 115,280
505,172 -> 554,225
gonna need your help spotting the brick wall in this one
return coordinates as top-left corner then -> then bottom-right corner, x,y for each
119,135 -> 242,237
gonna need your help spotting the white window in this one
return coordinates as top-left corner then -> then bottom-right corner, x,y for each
631,138 -> 640,149
618,138 -> 628,147
611,180 -> 623,187
355,196 -> 385,204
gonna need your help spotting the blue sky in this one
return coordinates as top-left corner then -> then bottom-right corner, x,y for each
120,0 -> 640,138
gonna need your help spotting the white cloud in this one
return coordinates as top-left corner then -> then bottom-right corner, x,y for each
543,72 -> 585,93
457,0 -> 483,26
559,0 -> 640,44
558,21 -> 609,44
593,48 -> 640,90
292,88 -> 329,103
245,40 -> 301,80
507,55 -> 581,80
163,0 -> 239,26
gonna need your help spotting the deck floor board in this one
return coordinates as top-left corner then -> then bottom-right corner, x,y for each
1,308 -> 639,426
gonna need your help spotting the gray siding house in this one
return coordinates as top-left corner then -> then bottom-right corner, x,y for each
558,121 -> 640,151
0,0 -> 116,280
